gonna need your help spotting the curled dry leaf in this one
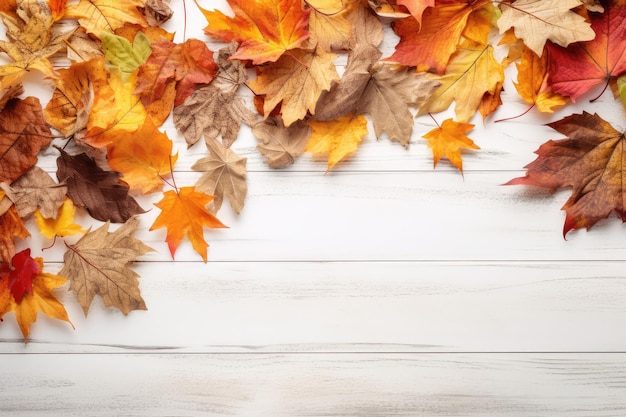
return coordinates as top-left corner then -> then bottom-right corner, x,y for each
254,116 -> 311,168
144,0 -> 173,26
60,217 -> 153,316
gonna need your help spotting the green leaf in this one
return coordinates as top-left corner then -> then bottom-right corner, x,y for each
101,31 -> 151,78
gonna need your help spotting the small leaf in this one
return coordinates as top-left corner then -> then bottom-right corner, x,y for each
422,119 -> 479,172
254,116 -> 311,168
35,198 -> 86,239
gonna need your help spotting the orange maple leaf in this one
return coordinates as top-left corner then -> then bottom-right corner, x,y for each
196,0 -> 310,64
150,187 -> 228,262
514,47 -> 568,113
422,118 -> 479,173
0,206 -> 29,265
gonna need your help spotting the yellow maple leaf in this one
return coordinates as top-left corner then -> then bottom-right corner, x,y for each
65,0 -> 147,39
422,118 -> 479,173
150,187 -> 228,262
515,47 -> 568,113
34,198 -> 86,239
306,113 -> 368,173
308,0 -> 354,51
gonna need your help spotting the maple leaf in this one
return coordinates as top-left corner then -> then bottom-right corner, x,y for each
60,217 -> 153,315
507,112 -> 626,236
0,249 -> 72,339
417,44 -> 505,123
106,118 -> 178,194
306,113 -> 369,172
150,186 -> 228,262
173,44 -> 257,148
35,198 -> 86,240
0,97 -> 53,184
65,0 -> 147,39
497,0 -> 596,57
56,148 -> 145,223
0,206 -> 29,264
397,0 -> 434,23
422,118 -> 479,172
192,137 -> 247,214
514,47 -> 568,113
197,0 -> 311,64
134,38 -> 218,125
253,116 -> 311,168
249,46 -> 339,126
385,0 -> 491,74
348,1 -> 384,48
101,31 -> 152,79
308,0 -> 353,52
0,166 -> 67,219
548,2 -> 626,101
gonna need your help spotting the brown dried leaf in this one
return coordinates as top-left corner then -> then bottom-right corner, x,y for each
0,166 -> 67,219
253,116 -> 311,168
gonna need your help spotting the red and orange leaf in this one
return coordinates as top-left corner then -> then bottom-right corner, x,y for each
0,206 -> 30,265
65,0 -> 147,39
507,112 -> 626,236
150,187 -> 228,262
422,118 -> 479,172
397,0 -> 434,24
548,2 -> 626,101
0,0 -> 17,16
197,0 -> 310,64
106,118 -> 178,194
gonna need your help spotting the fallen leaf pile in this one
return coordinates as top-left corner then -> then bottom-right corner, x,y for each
0,0 -> 625,339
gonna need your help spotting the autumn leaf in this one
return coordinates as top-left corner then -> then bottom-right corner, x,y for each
48,0 -> 68,21
0,249 -> 72,339
197,0 -> 310,64
385,0 -> 491,74
56,148 -> 145,223
65,0 -> 147,39
417,44 -> 505,123
254,116 -> 311,168
101,31 -> 152,79
497,0 -> 595,57
35,198 -> 86,240
144,0 -> 173,26
0,0 -> 16,16
106,118 -> 178,194
0,190 -> 10,216
135,38 -> 218,124
308,0 -> 353,52
348,1 -> 384,48
60,217 -> 153,315
507,112 -> 626,236
0,97 -> 53,184
547,2 -> 626,101
192,137 -> 247,214
0,206 -> 29,264
249,46 -> 339,126
306,113 -> 368,172
397,0 -> 434,24
150,187 -> 228,262
0,166 -> 67,219
422,118 -> 479,172
173,44 -> 257,148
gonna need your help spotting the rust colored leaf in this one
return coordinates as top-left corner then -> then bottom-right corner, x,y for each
507,112 -> 626,236
422,118 -> 479,172
0,97 -> 53,183
60,217 -> 153,315
0,206 -> 29,264
150,187 -> 228,262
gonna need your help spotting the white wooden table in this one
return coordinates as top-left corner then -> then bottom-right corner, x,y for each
1,2 -> 625,416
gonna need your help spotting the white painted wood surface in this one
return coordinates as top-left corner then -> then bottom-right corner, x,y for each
1,2 -> 626,416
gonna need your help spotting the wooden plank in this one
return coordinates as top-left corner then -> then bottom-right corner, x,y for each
1,261 -> 624,352
0,353 -> 625,416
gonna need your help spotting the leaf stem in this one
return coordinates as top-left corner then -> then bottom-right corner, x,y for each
428,113 -> 440,128
494,103 -> 535,123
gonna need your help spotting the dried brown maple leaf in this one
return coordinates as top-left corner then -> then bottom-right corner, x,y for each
56,148 -> 145,223
308,0 -> 353,51
254,116 -> 311,168
173,44 -> 257,148
0,166 -> 67,219
193,137 -> 248,214
0,97 -> 53,184
507,112 -> 626,236
60,217 -> 153,316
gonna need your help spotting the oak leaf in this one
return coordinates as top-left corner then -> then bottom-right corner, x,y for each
197,0 -> 310,64
60,217 -> 153,315
422,118 -> 479,172
417,45 -> 505,123
35,198 -> 86,239
254,116 -> 311,168
106,118 -> 177,194
547,2 -> 626,101
173,44 -> 257,148
65,0 -> 147,39
497,0 -> 595,57
0,206 -> 29,264
514,47 -> 568,113
248,46 -> 339,126
0,249 -> 72,339
135,38 -> 218,124
56,148 -> 145,223
0,166 -> 67,219
0,97 -> 53,183
150,187 -> 228,262
306,113 -> 368,172
507,112 -> 626,236
192,137 -> 247,214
